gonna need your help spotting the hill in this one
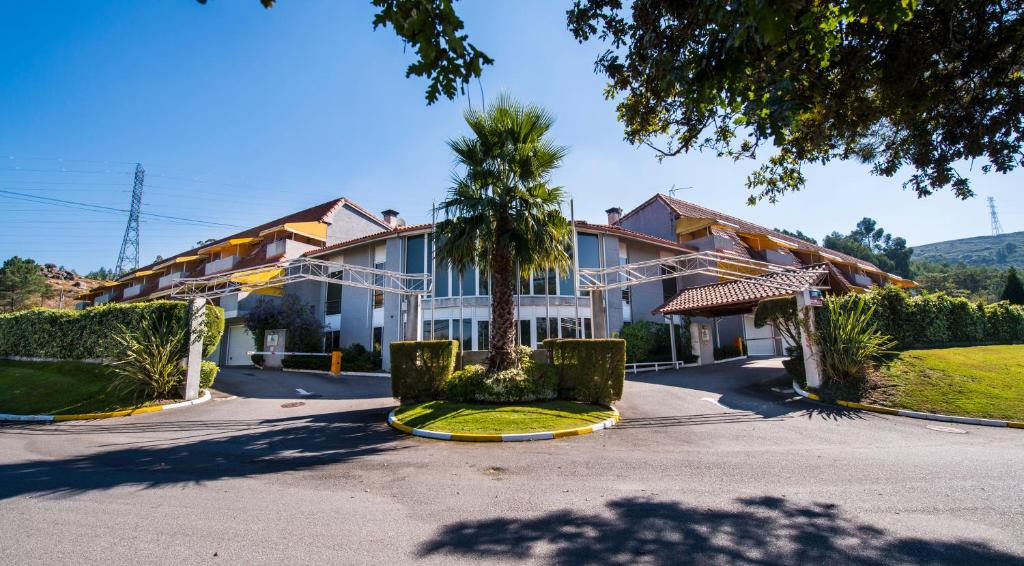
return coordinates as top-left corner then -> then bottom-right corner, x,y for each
38,264 -> 104,310
912,231 -> 1024,269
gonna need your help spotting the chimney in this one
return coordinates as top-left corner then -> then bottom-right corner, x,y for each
381,209 -> 400,228
605,207 -> 623,225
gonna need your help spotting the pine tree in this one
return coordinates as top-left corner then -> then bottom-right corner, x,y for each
1001,267 -> 1024,305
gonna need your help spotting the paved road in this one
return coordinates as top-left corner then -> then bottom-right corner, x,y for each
1,360 -> 1021,565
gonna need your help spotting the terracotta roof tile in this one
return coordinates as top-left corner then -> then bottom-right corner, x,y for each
304,223 -> 434,257
654,266 -> 829,315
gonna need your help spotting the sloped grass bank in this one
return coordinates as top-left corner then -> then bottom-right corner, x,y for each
393,401 -> 615,434
0,360 -> 165,416
863,345 -> 1024,421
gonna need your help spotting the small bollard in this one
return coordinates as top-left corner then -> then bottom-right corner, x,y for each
331,350 -> 342,375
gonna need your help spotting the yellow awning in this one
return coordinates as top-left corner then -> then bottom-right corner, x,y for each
133,269 -> 156,277
675,217 -> 716,236
249,286 -> 284,297
890,276 -> 919,289
154,255 -> 204,269
229,267 -> 284,287
199,237 -> 261,254
258,221 -> 327,241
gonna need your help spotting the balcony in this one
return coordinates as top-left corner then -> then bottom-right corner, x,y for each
95,294 -> 112,305
159,272 -> 184,289
123,284 -> 144,299
204,255 -> 238,275
266,238 -> 318,260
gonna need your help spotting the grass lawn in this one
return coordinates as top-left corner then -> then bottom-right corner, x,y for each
0,360 -> 165,416
393,400 -> 616,434
864,345 -> 1024,421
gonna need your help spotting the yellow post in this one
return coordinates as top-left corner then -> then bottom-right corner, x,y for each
331,350 -> 342,375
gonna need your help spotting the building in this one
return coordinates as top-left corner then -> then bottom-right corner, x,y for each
78,192 -> 915,371
76,198 -> 390,365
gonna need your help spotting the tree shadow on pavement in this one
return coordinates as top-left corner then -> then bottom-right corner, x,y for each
0,407 -> 402,500
418,495 -> 1020,565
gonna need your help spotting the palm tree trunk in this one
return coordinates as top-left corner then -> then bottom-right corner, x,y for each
488,241 -> 518,372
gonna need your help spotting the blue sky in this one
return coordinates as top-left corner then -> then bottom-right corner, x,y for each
1,1 -> 1020,274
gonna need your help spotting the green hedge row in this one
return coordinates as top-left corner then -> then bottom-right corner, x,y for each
390,340 -> 458,402
0,301 -> 225,361
827,286 -> 1024,349
543,338 -> 626,404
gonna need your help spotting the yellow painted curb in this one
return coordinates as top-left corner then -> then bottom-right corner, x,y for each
53,405 -> 165,421
388,405 -> 619,442
1,390 -> 213,423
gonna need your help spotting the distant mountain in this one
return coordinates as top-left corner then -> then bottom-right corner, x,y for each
912,231 -> 1024,269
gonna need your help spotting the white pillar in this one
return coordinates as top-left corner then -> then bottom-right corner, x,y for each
183,297 -> 206,401
795,290 -> 823,388
668,315 -> 678,367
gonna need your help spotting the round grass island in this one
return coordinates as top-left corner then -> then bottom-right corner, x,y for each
388,400 -> 619,442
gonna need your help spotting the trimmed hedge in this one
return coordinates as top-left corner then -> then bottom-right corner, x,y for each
543,339 -> 626,404
199,360 -> 219,390
827,286 -> 1024,349
390,340 -> 458,402
0,301 -> 224,361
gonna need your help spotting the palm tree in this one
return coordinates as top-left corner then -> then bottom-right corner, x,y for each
435,94 -> 572,372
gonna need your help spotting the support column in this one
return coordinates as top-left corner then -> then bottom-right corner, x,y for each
404,294 -> 423,341
183,297 -> 206,401
795,290 -> 823,388
668,315 -> 678,367
591,289 -> 607,338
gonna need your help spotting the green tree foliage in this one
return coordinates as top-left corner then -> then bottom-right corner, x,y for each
912,261 -> 1007,302
754,296 -> 801,348
85,267 -> 116,281
1002,267 -> 1024,304
243,295 -> 323,353
774,228 -> 818,245
823,218 -> 912,277
567,0 -> 1024,203
0,256 -> 53,312
204,0 -> 492,104
434,94 -> 572,372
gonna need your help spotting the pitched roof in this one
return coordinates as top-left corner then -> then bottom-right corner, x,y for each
117,198 -> 371,280
573,221 -> 695,252
629,194 -> 885,274
304,223 -> 434,257
653,265 -> 830,316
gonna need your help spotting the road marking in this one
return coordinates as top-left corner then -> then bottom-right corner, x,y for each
926,425 -> 967,434
701,397 -> 726,409
296,388 -> 313,396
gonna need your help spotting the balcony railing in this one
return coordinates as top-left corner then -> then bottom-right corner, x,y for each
158,272 -> 184,289
95,294 -> 112,305
123,284 -> 144,299
266,239 -> 318,259
204,255 -> 238,275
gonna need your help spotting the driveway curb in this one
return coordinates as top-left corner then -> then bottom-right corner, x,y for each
792,381 -> 1023,429
0,390 -> 212,423
387,406 -> 620,442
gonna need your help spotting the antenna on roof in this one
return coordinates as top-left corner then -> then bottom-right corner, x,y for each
668,184 -> 693,197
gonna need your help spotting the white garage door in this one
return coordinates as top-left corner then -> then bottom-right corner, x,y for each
743,314 -> 778,356
225,324 -> 255,366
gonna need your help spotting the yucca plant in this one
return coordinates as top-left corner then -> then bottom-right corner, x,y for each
107,312 -> 188,400
815,297 -> 897,385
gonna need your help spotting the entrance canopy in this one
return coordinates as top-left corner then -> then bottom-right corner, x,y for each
653,264 -> 846,318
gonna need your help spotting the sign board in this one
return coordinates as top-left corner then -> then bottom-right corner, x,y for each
809,289 -> 824,307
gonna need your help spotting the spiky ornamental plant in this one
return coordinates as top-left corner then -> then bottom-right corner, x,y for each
435,94 -> 572,372
815,296 -> 897,384
107,312 -> 187,400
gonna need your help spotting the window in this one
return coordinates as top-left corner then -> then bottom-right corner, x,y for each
431,319 -> 450,339
584,317 -> 593,339
372,326 -> 383,353
324,330 -> 341,352
477,320 -> 489,351
479,270 -> 489,296
435,259 -> 449,298
461,268 -> 476,297
373,245 -> 386,308
326,283 -> 342,316
532,271 -> 546,295
452,318 -> 471,351
560,317 -> 578,339
406,235 -> 425,274
519,319 -> 532,347
536,317 -> 548,342
546,269 -> 557,296
661,267 -> 678,303
519,272 -> 530,295
558,268 -> 574,296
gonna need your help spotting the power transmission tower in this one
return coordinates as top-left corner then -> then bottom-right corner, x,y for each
988,197 -> 1004,236
115,163 -> 145,277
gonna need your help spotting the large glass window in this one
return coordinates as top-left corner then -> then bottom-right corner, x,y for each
519,319 -> 532,347
461,268 -> 476,297
479,270 -> 489,296
435,260 -> 449,298
560,317 -> 578,339
546,269 -> 557,296
532,271 -> 546,295
584,317 -> 593,339
431,319 -> 450,339
372,327 -> 383,353
536,317 -> 548,342
661,266 -> 678,302
455,318 -> 471,350
477,320 -> 489,351
326,283 -> 342,316
558,268 -> 574,296
406,235 -> 425,274
324,330 -> 341,352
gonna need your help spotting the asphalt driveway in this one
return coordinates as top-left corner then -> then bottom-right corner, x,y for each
1,359 -> 1021,565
